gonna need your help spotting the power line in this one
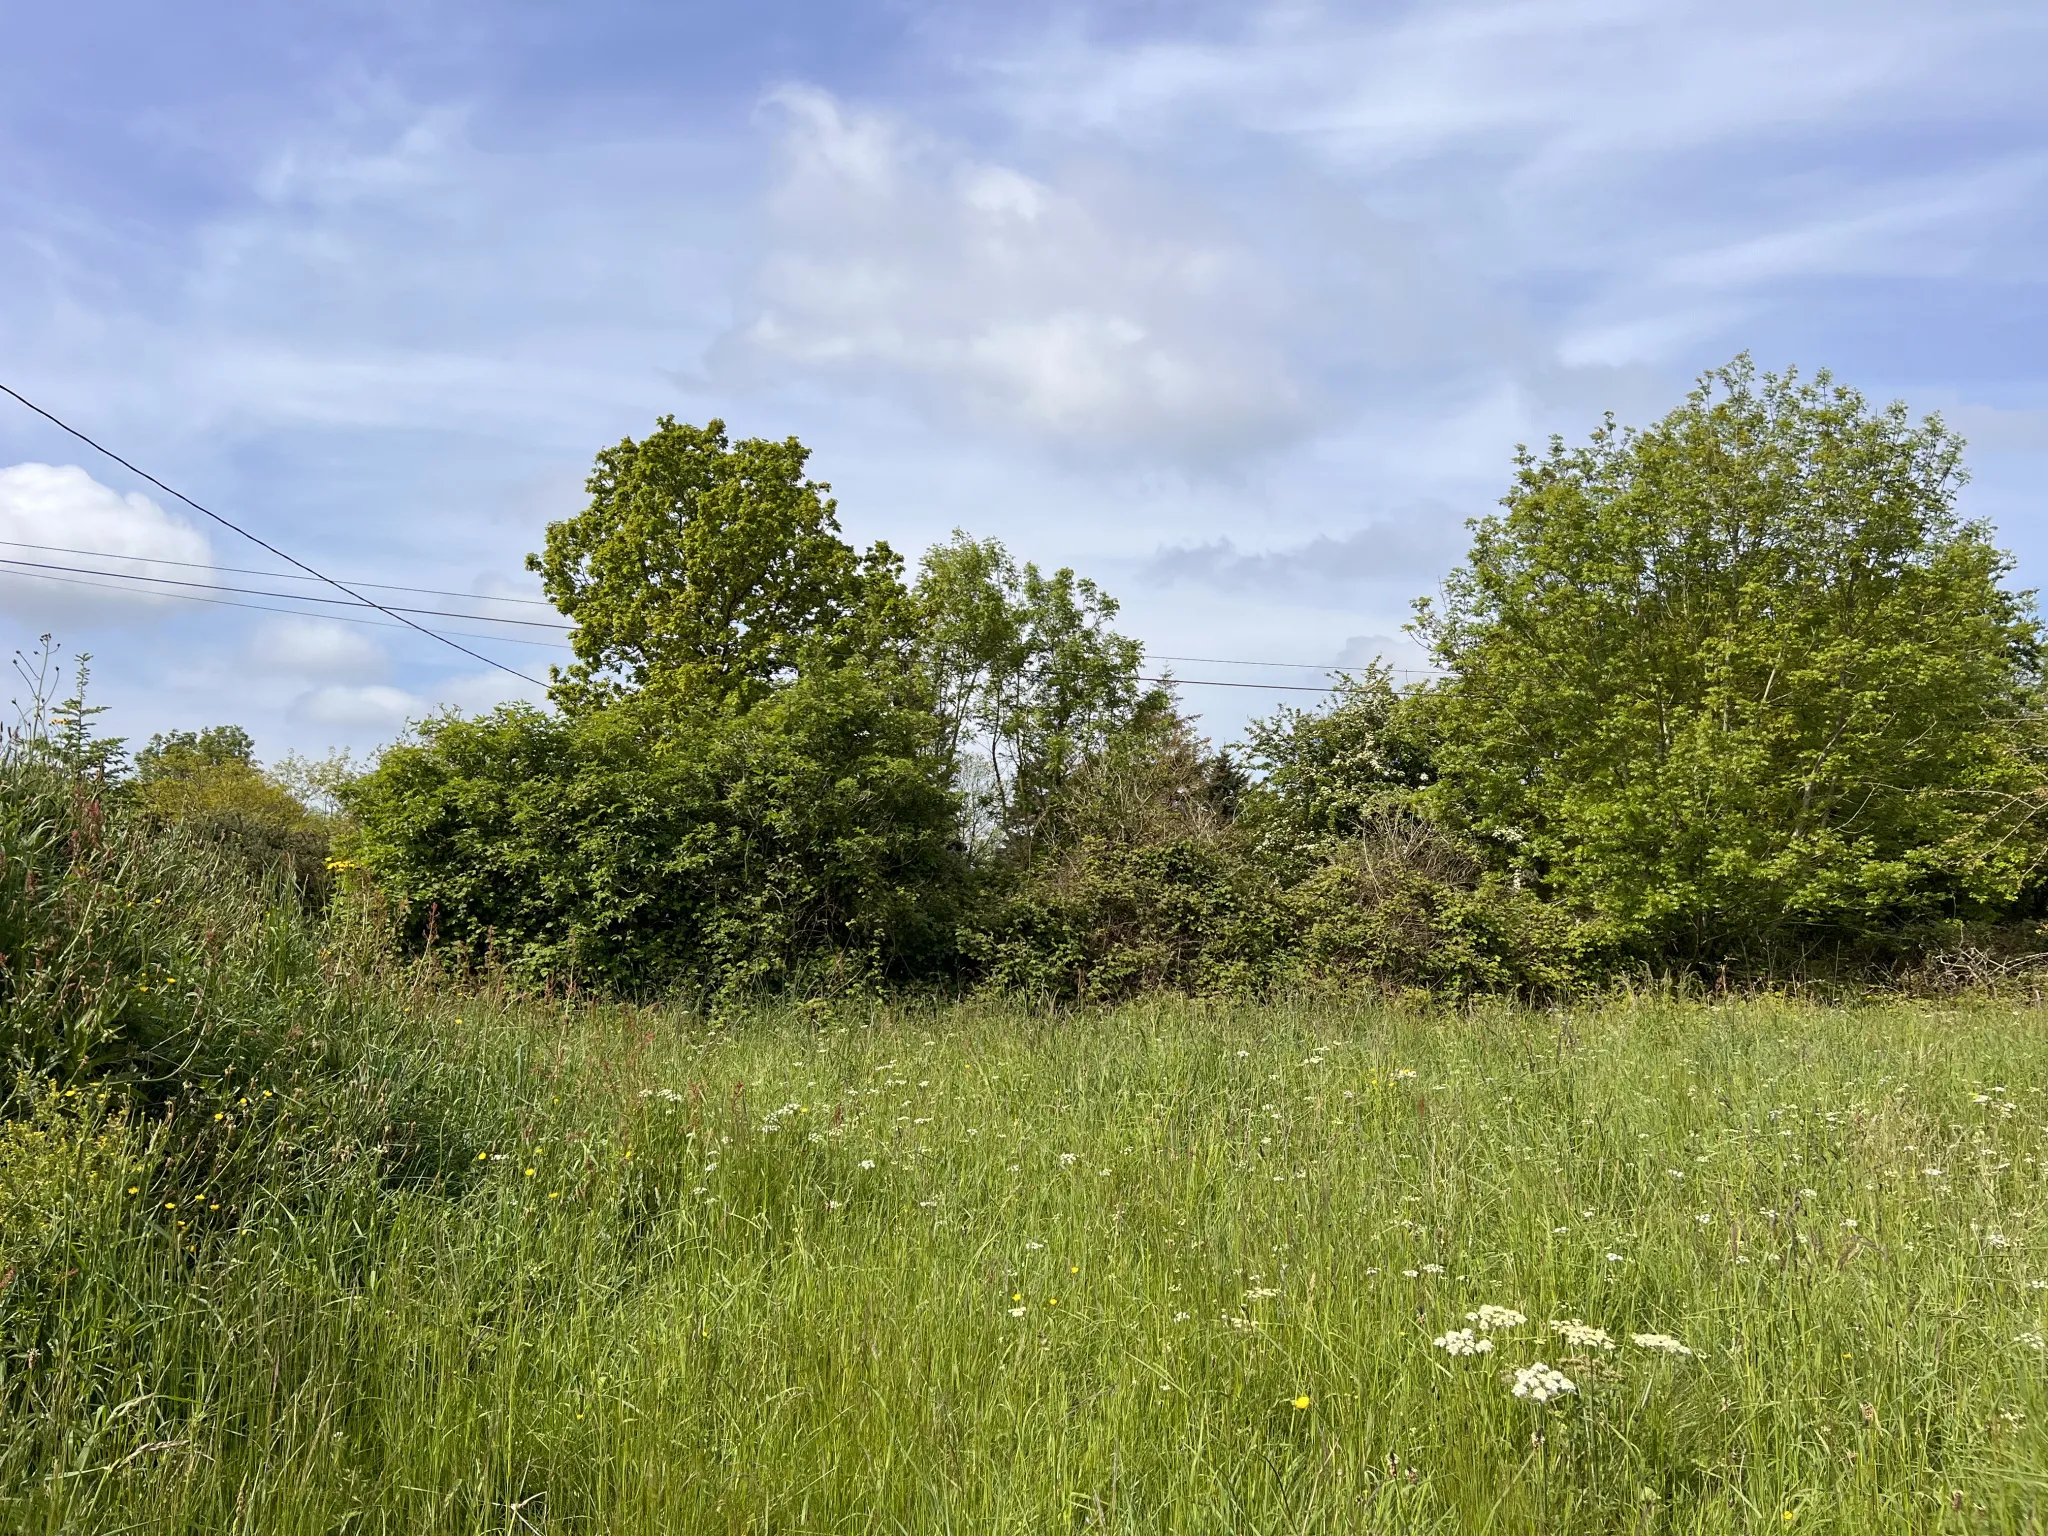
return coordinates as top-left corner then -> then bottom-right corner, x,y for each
0,566 -> 573,651
0,382 -> 545,686
0,536 -> 558,607
0,554 -> 571,629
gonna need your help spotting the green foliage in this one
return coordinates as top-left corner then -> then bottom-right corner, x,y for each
0,1076 -> 130,1288
1417,357 -> 2048,960
1282,809 -> 1592,996
915,531 -> 1168,850
529,416 -> 909,712
341,665 -> 962,995
1241,664 -> 1435,848
968,715 -> 1285,998
134,726 -> 331,899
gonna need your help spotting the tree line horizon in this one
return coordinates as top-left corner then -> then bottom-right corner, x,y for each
41,356 -> 2048,999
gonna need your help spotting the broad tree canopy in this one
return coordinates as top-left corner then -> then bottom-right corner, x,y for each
1416,358 -> 2046,957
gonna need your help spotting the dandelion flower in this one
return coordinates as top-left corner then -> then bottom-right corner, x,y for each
1551,1320 -> 1614,1350
1434,1329 -> 1494,1356
1630,1333 -> 1693,1357
1467,1305 -> 1527,1331
1511,1363 -> 1575,1403
1293,1394 -> 1312,1410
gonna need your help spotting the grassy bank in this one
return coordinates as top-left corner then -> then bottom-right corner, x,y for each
5,993 -> 2047,1532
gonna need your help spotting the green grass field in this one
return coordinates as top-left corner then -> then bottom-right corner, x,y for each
6,996 -> 2048,1533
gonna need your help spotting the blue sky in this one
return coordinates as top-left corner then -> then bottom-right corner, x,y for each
3,0 -> 2045,761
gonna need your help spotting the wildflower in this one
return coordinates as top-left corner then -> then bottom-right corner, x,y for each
1293,1395 -> 1311,1410
859,1159 -> 876,1170
1923,1167 -> 1945,1178
2017,1332 -> 2046,1352
1059,1153 -> 1078,1166
1841,1219 -> 1858,1230
1511,1363 -> 1576,1403
1434,1329 -> 1494,1356
1401,1269 -> 1420,1278
1420,1263 -> 1445,1275
1630,1333 -> 1693,1357
1008,1306 -> 1026,1318
1551,1226 -> 1568,1235
1245,1286 -> 1280,1300
1174,1311 -> 1190,1322
1696,1214 -> 1713,1225
1984,1232 -> 2012,1250
1025,1240 -> 1044,1251
1551,1320 -> 1614,1350
1467,1305 -> 1527,1331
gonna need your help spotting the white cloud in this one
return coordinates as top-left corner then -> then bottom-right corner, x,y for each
289,683 -> 425,729
721,86 -> 1307,458
248,617 -> 387,682
0,463 -> 213,614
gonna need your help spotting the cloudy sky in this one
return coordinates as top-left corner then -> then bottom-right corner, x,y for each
4,0 -> 2045,762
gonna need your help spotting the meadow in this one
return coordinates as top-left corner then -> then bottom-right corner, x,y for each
6,991 -> 2047,1533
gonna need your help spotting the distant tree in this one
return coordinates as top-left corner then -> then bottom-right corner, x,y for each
135,725 -> 257,779
1415,358 -> 2048,958
914,531 -> 1167,851
528,417 -> 909,712
1241,664 -> 1434,847
133,725 -> 330,898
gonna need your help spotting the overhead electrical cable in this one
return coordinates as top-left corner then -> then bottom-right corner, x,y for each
0,566 -> 574,650
0,554 -> 572,628
0,536 -> 558,607
0,382 -> 545,686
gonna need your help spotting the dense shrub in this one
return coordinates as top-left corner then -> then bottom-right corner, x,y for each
133,725 -> 332,901
342,664 -> 964,996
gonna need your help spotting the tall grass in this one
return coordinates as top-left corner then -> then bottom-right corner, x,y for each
6,984 -> 2047,1532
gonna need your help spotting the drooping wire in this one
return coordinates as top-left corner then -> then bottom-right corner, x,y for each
0,382 -> 546,686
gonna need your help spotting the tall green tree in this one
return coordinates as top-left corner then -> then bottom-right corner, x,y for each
914,531 -> 1166,850
529,417 -> 908,712
1415,358 -> 2046,958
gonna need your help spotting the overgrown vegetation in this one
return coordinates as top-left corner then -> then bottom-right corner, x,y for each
320,359 -> 2048,1000
5,359 -> 2048,1529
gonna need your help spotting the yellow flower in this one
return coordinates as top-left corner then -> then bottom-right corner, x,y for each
524,1168 -> 536,1178
1293,1395 -> 1311,1411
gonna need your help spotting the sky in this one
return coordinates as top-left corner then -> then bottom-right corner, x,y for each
3,0 -> 2045,763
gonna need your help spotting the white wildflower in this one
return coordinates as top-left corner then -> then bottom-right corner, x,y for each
1466,1305 -> 1527,1331
1008,1306 -> 1026,1318
1433,1329 -> 1494,1356
1630,1333 -> 1693,1357
1604,1252 -> 1626,1263
1421,1263 -> 1445,1275
1059,1153 -> 1079,1166
1244,1287 -> 1281,1300
1551,1319 -> 1614,1350
2018,1331 -> 2046,1352
858,1159 -> 876,1170
1511,1363 -> 1576,1403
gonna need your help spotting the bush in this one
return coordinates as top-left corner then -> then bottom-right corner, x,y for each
132,727 -> 332,902
342,664 -> 964,996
